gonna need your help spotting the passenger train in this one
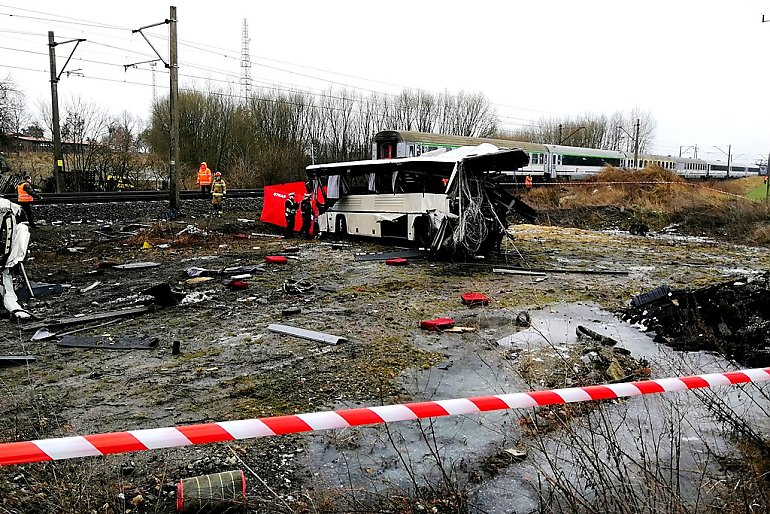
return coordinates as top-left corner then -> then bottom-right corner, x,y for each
372,130 -> 761,180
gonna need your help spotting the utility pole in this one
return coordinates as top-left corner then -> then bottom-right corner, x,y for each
633,118 -> 640,170
130,7 -> 179,210
48,31 -> 85,193
169,6 -> 179,210
558,124 -> 562,145
727,144 -> 732,178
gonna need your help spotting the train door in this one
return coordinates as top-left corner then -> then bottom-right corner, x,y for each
378,142 -> 395,159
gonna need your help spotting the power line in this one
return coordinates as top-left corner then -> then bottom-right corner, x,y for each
0,4 -> 127,30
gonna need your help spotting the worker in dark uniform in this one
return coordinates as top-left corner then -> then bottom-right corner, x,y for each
17,175 -> 41,228
284,192 -> 299,238
299,193 -> 313,238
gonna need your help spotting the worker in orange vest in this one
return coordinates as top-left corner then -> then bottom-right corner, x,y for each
17,175 -> 41,228
525,175 -> 533,190
197,162 -> 212,198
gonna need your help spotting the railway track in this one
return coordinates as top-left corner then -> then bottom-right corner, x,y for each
2,189 -> 265,204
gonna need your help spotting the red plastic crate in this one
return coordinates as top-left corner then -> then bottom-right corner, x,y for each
420,317 -> 456,331
461,292 -> 490,306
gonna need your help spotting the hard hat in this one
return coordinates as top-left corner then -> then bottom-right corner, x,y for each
201,162 -> 207,166
214,171 -> 222,177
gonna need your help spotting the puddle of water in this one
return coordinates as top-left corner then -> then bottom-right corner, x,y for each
300,302 -> 769,512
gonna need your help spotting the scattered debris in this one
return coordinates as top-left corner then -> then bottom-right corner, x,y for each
22,306 -> 155,332
283,246 -> 300,253
177,225 -> 203,237
630,284 -> 672,308
461,292 -> 490,306
436,361 -> 452,370
31,319 -> 121,342
56,335 -> 159,350
443,326 -> 476,333
250,232 -> 283,239
15,282 -> 64,302
496,266 -> 629,276
185,276 -> 215,285
96,261 -> 118,269
385,257 -> 408,266
420,317 -> 456,331
172,340 -> 181,355
233,233 -> 250,240
266,255 -> 288,264
112,262 -> 161,270
185,267 -> 218,278
493,268 -> 547,277
624,273 -> 770,366
224,279 -> 249,290
515,311 -> 531,327
283,279 -> 315,294
355,249 -> 428,262
81,281 -> 100,293
181,291 -> 213,305
282,307 -> 301,316
0,356 -> 35,367
141,241 -> 152,249
177,470 -> 246,514
576,325 -> 618,346
142,283 -> 185,307
268,323 -> 347,345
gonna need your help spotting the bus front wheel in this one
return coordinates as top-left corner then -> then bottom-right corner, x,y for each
413,216 -> 433,249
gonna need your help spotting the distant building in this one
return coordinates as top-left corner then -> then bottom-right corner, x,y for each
1,133 -> 92,153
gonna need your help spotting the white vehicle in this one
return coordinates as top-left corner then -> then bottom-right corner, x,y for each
306,144 -> 532,255
372,130 -> 762,182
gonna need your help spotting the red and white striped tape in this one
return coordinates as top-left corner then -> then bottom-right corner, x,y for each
1,367 -> 768,466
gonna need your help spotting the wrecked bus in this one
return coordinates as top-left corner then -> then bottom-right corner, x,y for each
305,143 -> 534,256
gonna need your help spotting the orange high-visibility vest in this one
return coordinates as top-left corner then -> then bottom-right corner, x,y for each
17,183 -> 33,203
525,175 -> 533,189
197,165 -> 212,186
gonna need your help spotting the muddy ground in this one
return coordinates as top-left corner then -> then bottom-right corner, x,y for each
0,198 -> 769,513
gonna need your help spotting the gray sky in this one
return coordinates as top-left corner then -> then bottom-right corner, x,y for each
2,0 -> 770,163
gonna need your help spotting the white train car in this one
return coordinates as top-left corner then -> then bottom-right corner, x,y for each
372,131 -> 762,181
544,144 -> 624,180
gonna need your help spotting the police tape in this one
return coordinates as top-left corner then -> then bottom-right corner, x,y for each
1,367 -> 768,466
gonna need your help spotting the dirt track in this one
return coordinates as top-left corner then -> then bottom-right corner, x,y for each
1,201 -> 769,513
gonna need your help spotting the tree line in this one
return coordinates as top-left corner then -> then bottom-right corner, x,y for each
144,87 -> 500,188
1,72 -> 657,190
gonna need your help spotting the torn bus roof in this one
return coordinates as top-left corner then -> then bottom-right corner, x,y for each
306,144 -> 529,178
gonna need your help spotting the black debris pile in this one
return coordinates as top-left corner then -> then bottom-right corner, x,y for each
623,273 -> 770,366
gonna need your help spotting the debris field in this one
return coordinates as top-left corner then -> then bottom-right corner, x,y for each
0,198 -> 769,513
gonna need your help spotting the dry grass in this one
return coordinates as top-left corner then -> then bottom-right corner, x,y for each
524,167 -> 770,244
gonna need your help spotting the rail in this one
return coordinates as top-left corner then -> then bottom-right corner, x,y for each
2,189 -> 265,204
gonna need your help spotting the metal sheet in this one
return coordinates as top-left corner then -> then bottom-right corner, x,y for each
268,324 -> 346,345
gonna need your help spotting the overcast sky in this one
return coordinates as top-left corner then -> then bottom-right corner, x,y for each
2,0 -> 770,163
